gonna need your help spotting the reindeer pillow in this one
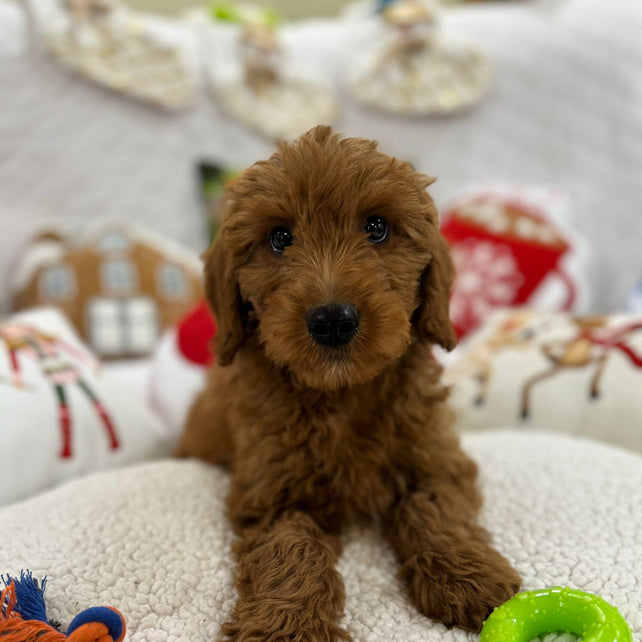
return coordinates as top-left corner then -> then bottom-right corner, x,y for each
0,307 -> 172,506
445,310 -> 642,452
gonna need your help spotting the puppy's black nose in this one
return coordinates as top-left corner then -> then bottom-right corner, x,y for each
307,303 -> 360,347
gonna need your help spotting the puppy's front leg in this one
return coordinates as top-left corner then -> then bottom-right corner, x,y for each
175,381 -> 234,466
221,511 -> 351,642
384,435 -> 520,632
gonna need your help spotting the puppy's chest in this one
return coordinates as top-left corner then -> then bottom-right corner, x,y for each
288,412 -> 404,521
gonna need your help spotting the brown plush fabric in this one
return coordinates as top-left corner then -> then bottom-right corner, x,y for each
176,126 -> 520,641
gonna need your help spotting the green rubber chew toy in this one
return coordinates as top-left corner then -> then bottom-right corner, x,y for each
480,586 -> 633,642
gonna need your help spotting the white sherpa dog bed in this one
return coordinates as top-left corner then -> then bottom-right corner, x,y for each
1,431 -> 641,641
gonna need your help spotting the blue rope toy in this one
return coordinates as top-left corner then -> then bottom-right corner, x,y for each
1,570 -> 126,641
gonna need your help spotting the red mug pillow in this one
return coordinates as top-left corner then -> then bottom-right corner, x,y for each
440,185 -> 586,338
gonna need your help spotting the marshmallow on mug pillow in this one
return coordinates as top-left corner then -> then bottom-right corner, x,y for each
0,307 -> 172,505
446,309 -> 642,452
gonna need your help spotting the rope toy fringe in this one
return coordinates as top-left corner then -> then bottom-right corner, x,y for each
0,570 -> 126,642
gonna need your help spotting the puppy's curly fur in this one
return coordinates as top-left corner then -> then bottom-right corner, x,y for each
177,126 -> 520,641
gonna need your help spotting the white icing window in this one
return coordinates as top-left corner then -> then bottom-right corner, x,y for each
102,259 -> 137,294
125,298 -> 159,354
96,232 -> 130,253
158,263 -> 188,300
88,298 -> 121,356
88,297 -> 158,357
40,265 -> 75,300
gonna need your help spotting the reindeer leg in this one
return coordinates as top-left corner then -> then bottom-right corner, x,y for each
474,363 -> 491,406
521,368 -> 559,420
589,352 -> 609,400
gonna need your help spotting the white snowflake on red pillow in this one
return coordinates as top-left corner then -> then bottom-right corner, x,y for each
449,240 -> 524,336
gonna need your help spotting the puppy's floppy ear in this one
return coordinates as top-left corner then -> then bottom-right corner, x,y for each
412,231 -> 458,351
203,231 -> 246,366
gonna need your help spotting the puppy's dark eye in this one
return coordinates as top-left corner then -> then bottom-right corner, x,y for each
269,226 -> 293,253
364,216 -> 389,243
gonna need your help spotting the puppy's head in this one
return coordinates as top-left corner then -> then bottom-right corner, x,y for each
205,126 -> 456,390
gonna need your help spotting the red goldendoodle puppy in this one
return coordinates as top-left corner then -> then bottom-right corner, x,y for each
176,126 -> 520,641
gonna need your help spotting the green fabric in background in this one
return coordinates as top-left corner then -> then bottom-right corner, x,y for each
123,0 -> 352,19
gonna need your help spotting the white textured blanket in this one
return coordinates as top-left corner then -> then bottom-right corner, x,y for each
1,430 -> 641,641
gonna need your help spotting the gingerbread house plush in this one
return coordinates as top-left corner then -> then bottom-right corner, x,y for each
11,221 -> 203,358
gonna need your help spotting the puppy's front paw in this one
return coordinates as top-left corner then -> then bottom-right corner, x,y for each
220,610 -> 352,642
399,546 -> 521,633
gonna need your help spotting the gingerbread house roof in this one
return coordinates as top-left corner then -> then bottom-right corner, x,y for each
11,219 -> 203,295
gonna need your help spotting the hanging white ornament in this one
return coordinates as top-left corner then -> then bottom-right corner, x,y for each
208,14 -> 336,141
346,0 -> 491,115
27,0 -> 199,110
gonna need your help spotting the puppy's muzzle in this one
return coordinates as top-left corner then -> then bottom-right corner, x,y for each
306,303 -> 360,347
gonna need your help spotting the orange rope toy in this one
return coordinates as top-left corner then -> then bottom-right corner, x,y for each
0,571 -> 126,642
